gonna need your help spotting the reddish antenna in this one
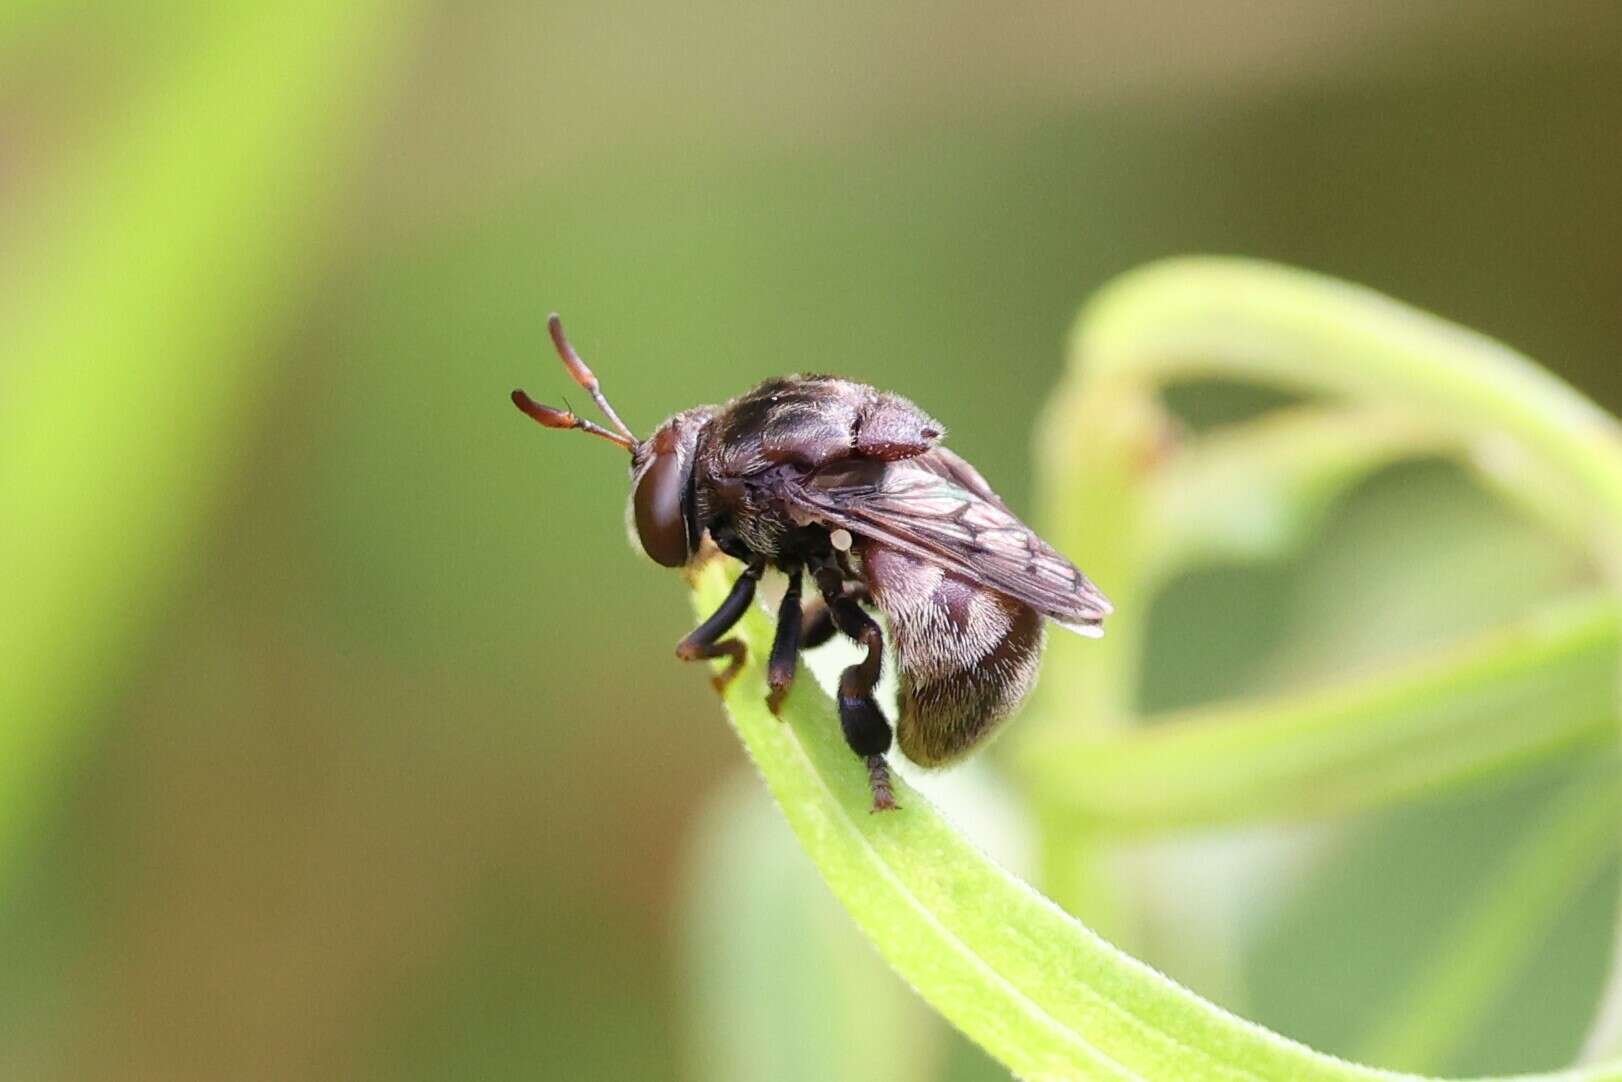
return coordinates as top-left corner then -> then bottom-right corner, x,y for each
511,314 -> 638,452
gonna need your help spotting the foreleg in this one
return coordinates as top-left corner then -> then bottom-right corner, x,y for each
676,558 -> 765,692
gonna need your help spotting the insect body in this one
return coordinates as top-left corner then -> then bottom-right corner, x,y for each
513,316 -> 1111,811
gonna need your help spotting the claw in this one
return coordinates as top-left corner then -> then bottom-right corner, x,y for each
865,755 -> 899,812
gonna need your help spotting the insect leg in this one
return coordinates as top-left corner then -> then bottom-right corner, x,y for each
800,581 -> 868,649
811,562 -> 898,812
676,558 -> 765,692
799,600 -> 838,649
765,567 -> 803,715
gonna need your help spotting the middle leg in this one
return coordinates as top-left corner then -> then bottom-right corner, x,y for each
765,566 -> 803,714
799,581 -> 869,649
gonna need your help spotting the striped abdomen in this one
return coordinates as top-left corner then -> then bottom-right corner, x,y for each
860,540 -> 1045,767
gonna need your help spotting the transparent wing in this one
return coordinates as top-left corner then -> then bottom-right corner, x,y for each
787,451 -> 1112,630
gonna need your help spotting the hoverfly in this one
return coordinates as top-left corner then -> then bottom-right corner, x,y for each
513,315 -> 1110,811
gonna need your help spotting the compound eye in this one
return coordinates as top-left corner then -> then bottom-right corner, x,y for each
633,451 -> 690,567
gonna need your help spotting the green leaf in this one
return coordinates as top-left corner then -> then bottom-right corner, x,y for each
1035,257 -> 1622,1065
691,257 -> 1622,1080
1016,591 -> 1618,832
692,561 -> 1622,1080
679,773 -> 942,1082
1063,257 -> 1622,573
1356,773 -> 1621,1073
1142,404 -> 1449,580
0,4 -> 412,878
696,562 -> 1385,1081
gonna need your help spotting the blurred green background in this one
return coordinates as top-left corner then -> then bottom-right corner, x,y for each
4,4 -> 1622,1079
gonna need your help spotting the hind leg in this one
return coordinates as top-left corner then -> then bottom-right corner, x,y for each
811,560 -> 897,812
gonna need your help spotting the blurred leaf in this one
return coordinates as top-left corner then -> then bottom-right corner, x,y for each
1243,767 -> 1621,1074
1030,379 -> 1171,729
1356,772 -> 1620,1073
1018,591 -> 1617,832
0,4 -> 411,878
679,773 -> 940,1082
1144,404 -> 1447,579
1067,257 -> 1622,570
1018,257 -> 1622,1076
691,559 -> 1622,1080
